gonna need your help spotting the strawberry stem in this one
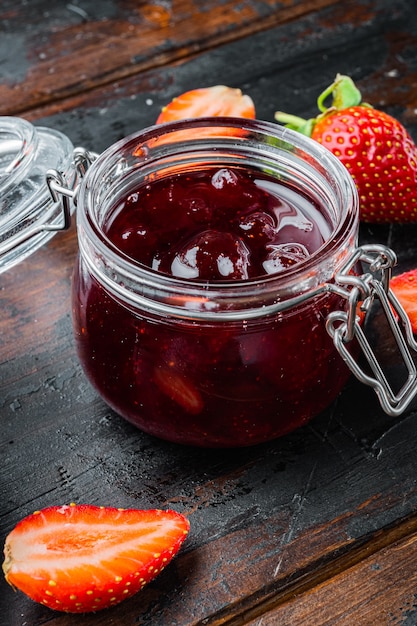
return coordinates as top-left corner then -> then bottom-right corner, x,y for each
274,74 -> 366,137
273,112 -> 314,136
317,74 -> 362,112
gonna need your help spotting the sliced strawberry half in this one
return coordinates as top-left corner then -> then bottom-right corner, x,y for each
156,85 -> 256,123
3,503 -> 190,613
132,85 -> 256,156
390,268 -> 417,333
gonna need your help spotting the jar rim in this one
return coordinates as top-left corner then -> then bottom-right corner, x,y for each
77,117 -> 359,317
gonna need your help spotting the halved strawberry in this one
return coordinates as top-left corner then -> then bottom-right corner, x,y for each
390,269 -> 417,333
3,503 -> 190,613
132,85 -> 255,156
156,85 -> 256,123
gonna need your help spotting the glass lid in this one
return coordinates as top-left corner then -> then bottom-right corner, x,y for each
0,116 -> 76,274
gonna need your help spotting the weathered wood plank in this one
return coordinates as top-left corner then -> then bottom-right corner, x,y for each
0,0 -> 342,116
243,521 -> 417,625
21,0 -> 417,154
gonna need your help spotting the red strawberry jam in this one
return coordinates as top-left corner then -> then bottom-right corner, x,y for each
72,165 -> 352,447
106,167 -> 328,279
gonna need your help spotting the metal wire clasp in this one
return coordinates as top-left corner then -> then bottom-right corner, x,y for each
46,147 -> 97,229
326,244 -> 417,416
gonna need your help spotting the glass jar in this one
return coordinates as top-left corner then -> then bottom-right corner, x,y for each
2,116 -> 416,447
71,117 -> 409,448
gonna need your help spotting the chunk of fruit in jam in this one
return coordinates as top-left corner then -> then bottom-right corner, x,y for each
161,230 -> 251,280
106,166 -> 330,278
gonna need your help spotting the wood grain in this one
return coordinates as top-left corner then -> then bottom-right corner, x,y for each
242,519 -> 417,625
0,0 -> 340,116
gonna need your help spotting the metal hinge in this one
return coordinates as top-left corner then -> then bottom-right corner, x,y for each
45,147 -> 97,230
326,244 -> 417,416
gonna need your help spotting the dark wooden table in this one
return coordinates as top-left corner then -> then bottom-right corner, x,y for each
2,1 -> 417,624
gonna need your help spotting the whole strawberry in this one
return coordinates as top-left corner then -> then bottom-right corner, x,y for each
275,74 -> 417,223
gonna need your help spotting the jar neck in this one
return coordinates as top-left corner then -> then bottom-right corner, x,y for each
76,118 -> 359,321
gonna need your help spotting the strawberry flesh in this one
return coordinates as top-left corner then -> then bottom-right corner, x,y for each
156,85 -> 256,123
3,504 -> 190,613
154,366 -> 204,414
390,269 -> 417,333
